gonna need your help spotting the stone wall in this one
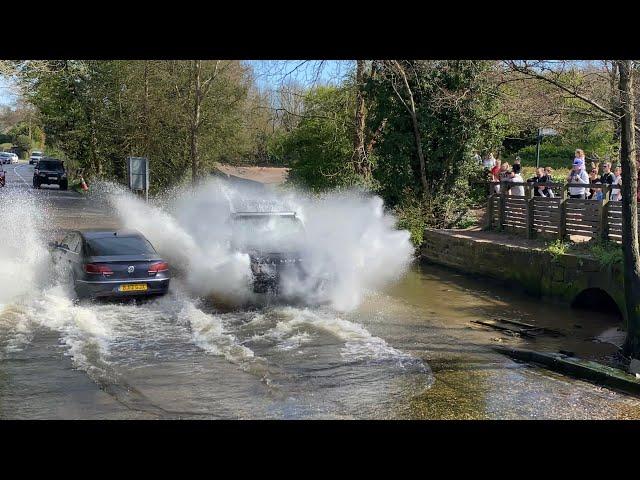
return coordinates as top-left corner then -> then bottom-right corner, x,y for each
420,229 -> 626,324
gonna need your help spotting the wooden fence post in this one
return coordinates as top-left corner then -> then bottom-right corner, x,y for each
486,191 -> 494,230
601,183 -> 610,242
498,182 -> 506,232
558,184 -> 568,241
526,183 -> 535,239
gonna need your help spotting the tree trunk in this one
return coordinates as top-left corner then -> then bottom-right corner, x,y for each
352,60 -> 369,178
409,108 -> 429,194
143,62 -> 150,157
390,61 -> 429,195
618,60 -> 640,358
89,114 -> 102,176
609,61 -> 621,151
190,60 -> 202,186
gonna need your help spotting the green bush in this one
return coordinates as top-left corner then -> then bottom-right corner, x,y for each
395,197 -> 427,247
515,144 -> 576,170
13,134 -> 31,158
545,239 -> 570,262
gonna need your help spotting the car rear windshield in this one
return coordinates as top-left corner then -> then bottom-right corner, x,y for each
231,215 -> 305,250
86,236 -> 157,256
38,161 -> 64,171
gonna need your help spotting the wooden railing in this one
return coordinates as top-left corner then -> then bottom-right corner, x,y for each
486,181 -> 626,243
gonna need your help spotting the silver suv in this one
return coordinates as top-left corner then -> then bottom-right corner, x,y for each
30,151 -> 44,165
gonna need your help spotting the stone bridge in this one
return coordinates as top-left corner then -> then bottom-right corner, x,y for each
420,229 -> 625,324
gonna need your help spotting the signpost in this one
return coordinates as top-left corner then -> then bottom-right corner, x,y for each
535,127 -> 558,168
126,157 -> 149,201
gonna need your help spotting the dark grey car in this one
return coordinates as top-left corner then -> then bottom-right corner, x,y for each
50,229 -> 170,299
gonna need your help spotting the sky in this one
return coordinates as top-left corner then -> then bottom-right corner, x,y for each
246,60 -> 352,91
0,60 -> 353,108
0,77 -> 18,107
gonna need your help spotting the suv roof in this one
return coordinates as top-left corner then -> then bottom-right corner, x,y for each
232,211 -> 297,218
78,229 -> 144,240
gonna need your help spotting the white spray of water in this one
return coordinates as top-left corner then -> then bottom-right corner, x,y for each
0,183 -> 419,380
267,307 -> 414,362
109,179 -> 413,311
0,193 -> 51,308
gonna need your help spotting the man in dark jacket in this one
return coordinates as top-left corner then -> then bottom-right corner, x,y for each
600,162 -> 616,197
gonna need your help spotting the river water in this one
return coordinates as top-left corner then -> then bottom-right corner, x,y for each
2,262 -> 639,419
1,166 -> 639,419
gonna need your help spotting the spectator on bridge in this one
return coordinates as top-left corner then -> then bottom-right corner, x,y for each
587,167 -> 599,199
530,167 -> 549,197
592,180 -> 604,201
483,152 -> 497,169
567,157 -> 589,199
512,162 -> 522,174
544,166 -> 556,197
600,162 -> 615,191
612,165 -> 623,201
491,159 -> 502,193
498,162 -> 511,193
509,168 -> 525,196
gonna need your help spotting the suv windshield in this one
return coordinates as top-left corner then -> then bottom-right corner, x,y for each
231,215 -> 305,251
86,236 -> 157,256
38,161 -> 64,171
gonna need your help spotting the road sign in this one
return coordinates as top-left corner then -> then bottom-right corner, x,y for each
538,127 -> 558,137
126,157 -> 149,201
536,127 -> 559,168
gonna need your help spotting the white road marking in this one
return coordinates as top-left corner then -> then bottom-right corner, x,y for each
13,163 -> 31,187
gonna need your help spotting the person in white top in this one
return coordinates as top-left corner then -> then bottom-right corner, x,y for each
509,172 -> 525,196
567,152 -> 590,199
612,165 -> 622,201
482,152 -> 497,170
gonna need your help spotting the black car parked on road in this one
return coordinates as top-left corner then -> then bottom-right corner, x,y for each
50,229 -> 170,299
33,158 -> 68,190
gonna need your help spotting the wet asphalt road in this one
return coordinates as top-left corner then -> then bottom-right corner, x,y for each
2,161 -> 640,419
2,162 -> 120,235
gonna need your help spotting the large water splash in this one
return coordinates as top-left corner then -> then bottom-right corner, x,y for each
0,192 -> 51,308
109,179 -> 414,311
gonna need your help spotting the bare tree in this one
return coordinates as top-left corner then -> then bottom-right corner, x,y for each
352,60 -> 370,178
189,60 -> 220,185
506,59 -> 640,358
382,60 -> 429,194
617,60 -> 640,357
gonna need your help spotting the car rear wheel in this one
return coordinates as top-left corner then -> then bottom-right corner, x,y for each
60,180 -> 68,190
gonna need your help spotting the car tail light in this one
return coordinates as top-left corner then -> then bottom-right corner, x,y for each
148,262 -> 169,275
83,263 -> 114,276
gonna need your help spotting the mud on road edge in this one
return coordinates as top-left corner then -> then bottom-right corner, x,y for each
493,345 -> 640,397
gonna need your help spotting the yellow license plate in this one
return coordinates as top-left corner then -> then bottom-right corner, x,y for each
119,284 -> 148,292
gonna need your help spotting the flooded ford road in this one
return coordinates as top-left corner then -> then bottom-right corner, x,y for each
2,265 -> 640,419
1,165 -> 640,419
